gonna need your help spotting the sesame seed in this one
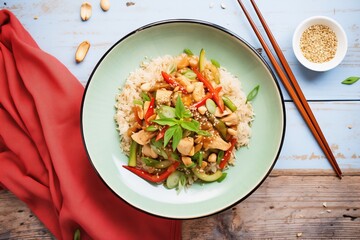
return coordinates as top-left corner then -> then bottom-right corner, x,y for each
300,24 -> 338,63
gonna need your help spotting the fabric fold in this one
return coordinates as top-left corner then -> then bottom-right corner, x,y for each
0,9 -> 181,240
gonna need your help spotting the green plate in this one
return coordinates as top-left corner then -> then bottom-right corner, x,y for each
81,20 -> 286,219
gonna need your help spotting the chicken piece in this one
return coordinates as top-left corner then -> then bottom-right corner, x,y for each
176,74 -> 194,93
221,113 -> 240,126
142,144 -> 158,158
156,89 -> 172,106
214,106 -> 231,118
181,156 -> 193,166
177,54 -> 190,69
206,135 -> 231,151
192,82 -> 205,102
177,137 -> 194,156
131,130 -> 155,145
188,56 -> 198,68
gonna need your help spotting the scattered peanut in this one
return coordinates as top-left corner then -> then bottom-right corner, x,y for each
208,153 -> 217,163
80,2 -> 92,21
75,41 -> 90,63
198,106 -> 207,115
100,0 -> 110,11
227,128 -> 237,136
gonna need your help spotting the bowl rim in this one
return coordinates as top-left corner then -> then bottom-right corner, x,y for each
292,15 -> 348,72
80,19 -> 287,219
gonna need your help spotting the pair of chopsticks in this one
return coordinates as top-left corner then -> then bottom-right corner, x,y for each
237,0 -> 343,179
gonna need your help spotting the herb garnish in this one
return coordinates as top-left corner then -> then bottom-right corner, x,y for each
152,96 -> 211,150
341,76 -> 360,85
246,84 -> 260,103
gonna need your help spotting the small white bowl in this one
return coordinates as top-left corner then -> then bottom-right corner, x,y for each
292,16 -> 347,72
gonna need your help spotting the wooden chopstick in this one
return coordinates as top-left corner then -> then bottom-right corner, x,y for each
237,0 -> 342,178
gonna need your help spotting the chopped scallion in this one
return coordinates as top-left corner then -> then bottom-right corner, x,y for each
183,48 -> 194,56
342,76 -> 360,85
246,85 -> 260,103
211,59 -> 220,68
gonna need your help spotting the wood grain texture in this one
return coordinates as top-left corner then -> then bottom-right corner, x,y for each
3,0 -> 360,100
1,174 -> 359,239
0,191 -> 54,240
1,0 -> 359,239
182,175 -> 360,240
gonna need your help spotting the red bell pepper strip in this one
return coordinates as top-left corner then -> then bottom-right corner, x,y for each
192,67 -> 225,112
123,161 -> 180,183
161,71 -> 188,94
155,126 -> 169,141
192,86 -> 222,108
144,97 -> 155,124
219,138 -> 237,169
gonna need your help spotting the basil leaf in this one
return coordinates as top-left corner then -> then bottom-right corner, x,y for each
211,59 -> 220,68
246,85 -> 260,103
175,95 -> 186,119
191,119 -> 200,129
172,125 -> 183,151
342,76 -> 360,85
164,125 -> 177,147
180,120 -> 199,132
183,48 -> 193,56
145,125 -> 158,132
183,109 -> 192,118
196,130 -> 211,137
151,138 -> 163,148
152,118 -> 178,126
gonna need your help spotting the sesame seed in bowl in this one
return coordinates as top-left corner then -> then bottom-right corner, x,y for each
292,16 -> 347,72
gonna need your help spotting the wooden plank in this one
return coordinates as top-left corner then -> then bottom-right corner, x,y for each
182,175 -> 360,239
0,191 -> 54,240
1,174 -> 359,239
4,0 -> 360,100
271,169 -> 360,176
276,101 -> 360,171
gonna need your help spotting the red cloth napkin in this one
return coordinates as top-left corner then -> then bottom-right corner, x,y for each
0,9 -> 181,240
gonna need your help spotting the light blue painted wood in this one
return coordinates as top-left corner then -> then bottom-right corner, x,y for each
3,0 -> 360,172
276,102 -> 360,170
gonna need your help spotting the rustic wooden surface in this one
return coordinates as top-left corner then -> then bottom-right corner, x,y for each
1,0 -> 360,239
1,171 -> 360,239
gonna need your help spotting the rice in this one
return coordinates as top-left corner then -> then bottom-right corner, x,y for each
114,54 -> 254,156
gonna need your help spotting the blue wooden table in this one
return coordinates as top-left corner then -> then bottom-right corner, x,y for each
1,0 -> 359,239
